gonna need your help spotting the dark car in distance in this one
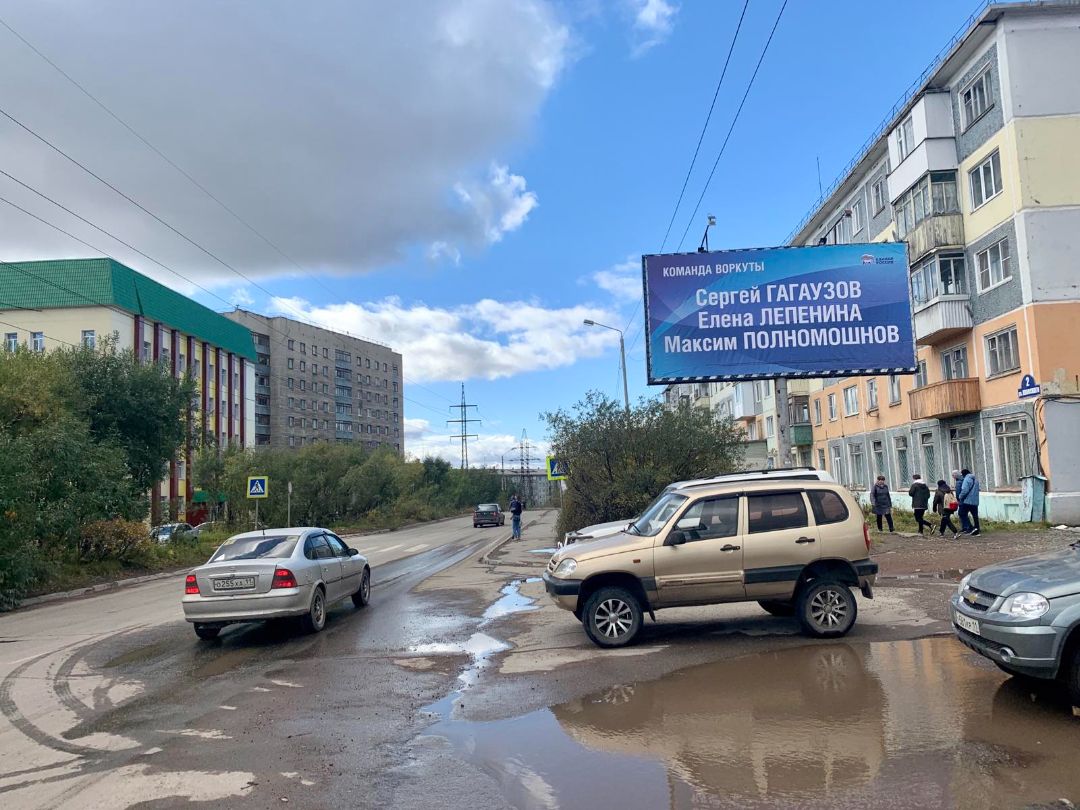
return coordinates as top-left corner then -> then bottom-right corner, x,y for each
473,503 -> 505,528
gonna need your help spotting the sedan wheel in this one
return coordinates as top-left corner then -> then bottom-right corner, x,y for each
352,567 -> 371,608
798,579 -> 857,638
301,587 -> 327,634
583,586 -> 642,648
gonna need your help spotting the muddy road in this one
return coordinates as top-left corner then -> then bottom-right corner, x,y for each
1,511 -> 1077,809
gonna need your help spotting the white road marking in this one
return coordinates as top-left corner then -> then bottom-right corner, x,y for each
402,544 -> 429,553
373,543 -> 402,554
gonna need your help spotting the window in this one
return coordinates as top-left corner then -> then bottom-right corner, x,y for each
287,378 -> 294,390
311,344 -> 318,356
986,326 -> 1020,376
288,339 -> 295,350
950,426 -> 976,473
300,360 -> 306,372
871,177 -> 887,214
867,379 -> 879,411
911,253 -> 967,307
827,393 -> 838,420
287,357 -> 294,370
920,432 -> 937,481
747,492 -> 808,534
300,342 -> 306,354
896,115 -> 915,161
895,437 -> 910,483
817,448 -> 826,471
941,346 -> 968,380
300,399 -> 307,411
889,375 -> 902,405
848,442 -> 867,488
322,401 -> 329,412
233,403 -> 239,419
872,440 -> 886,477
850,198 -> 865,235
831,445 -> 844,482
766,416 -> 775,437
995,417 -> 1030,487
961,68 -> 992,129
747,421 -> 759,441
312,418 -> 319,430
81,329 -> 95,349
826,213 -> 851,245
813,398 -> 822,425
4,332 -> 17,351
323,348 -> 328,358
808,490 -> 849,526
894,172 -> 958,238
299,379 -> 307,391
31,331 -> 44,352
843,385 -> 859,416
675,496 -> 739,542
969,150 -> 1002,209
914,360 -> 928,389
976,238 -> 1011,291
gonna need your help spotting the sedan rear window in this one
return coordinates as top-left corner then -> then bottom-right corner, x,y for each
211,536 -> 298,562
478,504 -> 499,511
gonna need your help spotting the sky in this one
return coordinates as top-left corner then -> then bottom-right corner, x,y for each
0,0 -> 989,466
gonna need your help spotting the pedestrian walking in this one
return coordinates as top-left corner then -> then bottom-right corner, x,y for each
509,493 -> 524,540
933,479 -> 960,539
954,468 -> 982,536
871,475 -> 895,533
908,474 -> 932,534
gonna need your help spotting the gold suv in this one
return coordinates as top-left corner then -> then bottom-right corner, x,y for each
543,479 -> 877,647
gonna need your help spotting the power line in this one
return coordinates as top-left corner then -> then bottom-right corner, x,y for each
447,382 -> 480,468
676,0 -> 789,252
658,0 -> 751,253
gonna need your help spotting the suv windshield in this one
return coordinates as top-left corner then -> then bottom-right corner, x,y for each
628,493 -> 688,536
210,535 -> 299,562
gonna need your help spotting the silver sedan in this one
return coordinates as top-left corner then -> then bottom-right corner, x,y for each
182,527 -> 370,640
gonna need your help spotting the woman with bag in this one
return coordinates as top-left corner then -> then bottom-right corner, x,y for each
933,479 -> 960,539
871,476 -> 895,532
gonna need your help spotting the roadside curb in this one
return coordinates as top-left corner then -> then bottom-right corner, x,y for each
18,567 -> 189,610
478,509 -> 556,565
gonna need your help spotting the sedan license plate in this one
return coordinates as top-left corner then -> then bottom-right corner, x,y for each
214,577 -> 255,591
954,610 -> 980,636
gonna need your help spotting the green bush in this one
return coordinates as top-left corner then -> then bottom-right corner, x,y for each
79,519 -> 154,564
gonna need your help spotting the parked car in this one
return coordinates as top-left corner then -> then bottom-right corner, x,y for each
559,467 -> 835,549
151,522 -> 194,544
191,521 -> 219,539
473,503 -> 505,528
543,478 -> 875,648
182,527 -> 370,640
951,541 -> 1080,701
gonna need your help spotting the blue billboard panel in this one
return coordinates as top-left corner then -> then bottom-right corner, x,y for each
643,244 -> 916,383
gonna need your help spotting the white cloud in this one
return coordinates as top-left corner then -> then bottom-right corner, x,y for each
628,0 -> 678,55
403,417 -> 550,468
268,294 -> 621,383
591,255 -> 642,302
0,1 -> 569,282
426,240 -> 462,266
228,286 -> 255,308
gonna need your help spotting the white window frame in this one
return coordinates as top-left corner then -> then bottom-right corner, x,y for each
941,345 -> 969,381
889,375 -> 902,405
831,445 -> 844,482
31,331 -> 44,352
871,177 -> 887,215
994,417 -> 1030,488
850,197 -> 865,235
848,442 -> 867,489
969,150 -> 1003,210
5,332 -> 18,352
766,416 -> 775,437
985,326 -> 1020,377
895,436 -> 910,483
866,378 -> 879,411
81,329 -> 96,349
817,448 -> 826,471
961,67 -> 992,131
896,115 -> 915,161
843,385 -> 859,417
813,398 -> 822,425
914,360 -> 928,389
827,393 -> 838,421
976,237 -> 1012,293
949,425 -> 977,473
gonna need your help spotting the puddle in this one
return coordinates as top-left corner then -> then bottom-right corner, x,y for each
430,637 -> 1080,809
482,579 -> 541,622
414,633 -> 510,719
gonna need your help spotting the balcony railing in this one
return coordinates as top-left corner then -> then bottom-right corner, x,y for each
906,213 -> 964,262
791,423 -> 813,446
914,296 -> 973,346
909,378 -> 981,420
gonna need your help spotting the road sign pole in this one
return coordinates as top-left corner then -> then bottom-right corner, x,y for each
254,499 -> 259,531
287,481 -> 292,528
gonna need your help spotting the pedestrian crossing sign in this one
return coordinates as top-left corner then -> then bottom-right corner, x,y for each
247,476 -> 269,499
546,456 -> 568,481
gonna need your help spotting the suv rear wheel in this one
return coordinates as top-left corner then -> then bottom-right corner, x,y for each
583,586 -> 642,648
798,579 -> 857,638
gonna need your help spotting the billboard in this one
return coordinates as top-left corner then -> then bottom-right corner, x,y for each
643,243 -> 916,384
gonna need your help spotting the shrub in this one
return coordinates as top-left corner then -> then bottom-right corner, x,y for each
78,519 -> 154,564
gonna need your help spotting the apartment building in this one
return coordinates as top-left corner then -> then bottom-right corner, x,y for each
788,2 -> 1080,522
225,310 -> 404,453
0,258 -> 257,522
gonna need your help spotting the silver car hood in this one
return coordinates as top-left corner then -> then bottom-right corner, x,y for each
969,546 -> 1080,600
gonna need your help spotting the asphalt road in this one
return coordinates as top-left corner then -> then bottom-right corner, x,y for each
0,515 -> 511,809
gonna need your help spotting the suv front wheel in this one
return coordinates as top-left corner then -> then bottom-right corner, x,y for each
798,579 -> 857,638
583,586 -> 643,648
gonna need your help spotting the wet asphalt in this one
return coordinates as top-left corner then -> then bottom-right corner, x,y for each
1,512 -> 1078,809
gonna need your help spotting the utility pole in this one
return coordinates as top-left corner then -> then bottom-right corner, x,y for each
447,382 -> 480,469
519,429 -> 532,504
775,377 -> 792,468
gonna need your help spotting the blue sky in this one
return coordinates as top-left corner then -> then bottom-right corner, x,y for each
0,0 -> 986,465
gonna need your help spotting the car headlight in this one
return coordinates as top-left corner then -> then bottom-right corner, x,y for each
1001,592 -> 1049,619
553,558 -> 578,577
957,573 -> 971,596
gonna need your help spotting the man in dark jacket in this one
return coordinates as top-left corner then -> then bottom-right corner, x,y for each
509,494 -> 524,540
908,474 -> 932,535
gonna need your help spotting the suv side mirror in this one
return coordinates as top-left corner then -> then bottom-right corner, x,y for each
665,530 -> 687,547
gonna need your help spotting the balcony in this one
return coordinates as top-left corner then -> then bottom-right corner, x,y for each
255,383 -> 271,395
790,423 -> 813,447
906,213 -> 964,262
914,296 -> 973,346
909,378 -> 981,421
254,403 -> 271,416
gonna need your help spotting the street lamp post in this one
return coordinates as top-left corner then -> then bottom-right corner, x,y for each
583,319 -> 629,413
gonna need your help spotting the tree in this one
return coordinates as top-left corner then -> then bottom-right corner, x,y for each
544,391 -> 746,538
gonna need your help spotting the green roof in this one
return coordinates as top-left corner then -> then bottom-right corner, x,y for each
0,258 -> 256,360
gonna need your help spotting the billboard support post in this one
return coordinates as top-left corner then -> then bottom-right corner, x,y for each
776,377 -> 791,468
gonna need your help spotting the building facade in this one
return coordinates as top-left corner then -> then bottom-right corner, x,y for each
663,380 -> 769,467
225,310 -> 404,453
789,2 -> 1080,522
0,258 -> 257,522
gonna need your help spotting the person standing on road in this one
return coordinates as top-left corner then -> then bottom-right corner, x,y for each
509,493 -> 524,540
908,474 -> 932,535
957,468 -> 982,536
934,479 -> 960,539
871,475 -> 895,533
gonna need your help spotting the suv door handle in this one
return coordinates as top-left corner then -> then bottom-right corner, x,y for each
795,536 -> 816,544
720,544 -> 741,552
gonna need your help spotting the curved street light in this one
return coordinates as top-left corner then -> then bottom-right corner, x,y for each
583,319 -> 629,412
